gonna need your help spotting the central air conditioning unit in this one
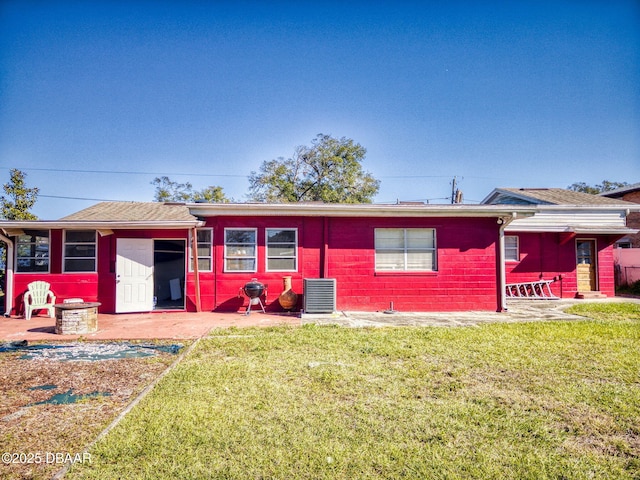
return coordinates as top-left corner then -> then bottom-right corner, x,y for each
303,278 -> 336,314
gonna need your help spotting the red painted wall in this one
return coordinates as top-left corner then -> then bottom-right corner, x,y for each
197,215 -> 501,313
190,216 -> 323,313
598,241 -> 616,296
505,232 -> 617,298
325,217 -> 500,312
11,229 -> 102,316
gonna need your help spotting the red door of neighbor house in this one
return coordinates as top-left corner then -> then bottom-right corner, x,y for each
576,240 -> 597,292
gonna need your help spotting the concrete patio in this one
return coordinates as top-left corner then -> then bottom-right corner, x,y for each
0,310 -> 301,342
1,297 -> 638,342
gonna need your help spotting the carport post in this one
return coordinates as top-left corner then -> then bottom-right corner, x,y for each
498,213 -> 517,312
191,227 -> 202,312
0,232 -> 13,316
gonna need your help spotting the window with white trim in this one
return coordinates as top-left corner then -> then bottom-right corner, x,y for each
190,228 -> 213,271
64,230 -> 97,272
375,228 -> 436,271
266,228 -> 297,271
505,235 -> 519,262
16,230 -> 50,273
224,228 -> 257,272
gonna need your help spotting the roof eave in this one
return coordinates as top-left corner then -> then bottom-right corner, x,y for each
600,183 -> 640,197
186,203 -> 538,218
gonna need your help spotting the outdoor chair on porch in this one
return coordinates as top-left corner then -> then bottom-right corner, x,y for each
24,281 -> 56,320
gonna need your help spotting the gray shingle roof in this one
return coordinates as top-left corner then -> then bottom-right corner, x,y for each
60,202 -> 197,222
486,188 -> 634,206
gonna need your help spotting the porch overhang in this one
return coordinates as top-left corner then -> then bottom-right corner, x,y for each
0,220 -> 204,236
504,225 -> 639,235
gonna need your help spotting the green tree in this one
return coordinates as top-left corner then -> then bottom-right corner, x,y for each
248,134 -> 380,203
151,177 -> 230,203
151,176 -> 194,202
192,186 -> 230,203
567,180 -> 629,194
1,168 -> 38,220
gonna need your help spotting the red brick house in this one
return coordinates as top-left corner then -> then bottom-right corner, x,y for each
1,190 -> 637,316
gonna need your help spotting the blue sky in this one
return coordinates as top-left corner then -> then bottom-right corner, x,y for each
1,0 -> 639,219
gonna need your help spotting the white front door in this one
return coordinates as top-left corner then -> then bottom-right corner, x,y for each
116,239 -> 154,313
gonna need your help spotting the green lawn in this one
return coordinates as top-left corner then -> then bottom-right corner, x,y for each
69,303 -> 640,479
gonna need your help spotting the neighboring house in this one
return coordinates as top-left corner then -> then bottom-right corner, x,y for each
600,183 -> 640,285
600,182 -> 640,248
0,189 -> 637,316
482,188 -> 638,299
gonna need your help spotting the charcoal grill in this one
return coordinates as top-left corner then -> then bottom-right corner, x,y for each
240,278 -> 267,315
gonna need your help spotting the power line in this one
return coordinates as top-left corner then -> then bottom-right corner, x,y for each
39,194 -> 125,202
2,166 -> 247,178
3,166 -> 508,181
382,175 -> 453,179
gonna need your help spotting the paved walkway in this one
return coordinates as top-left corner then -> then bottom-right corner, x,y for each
302,298 -> 640,327
1,297 -> 638,341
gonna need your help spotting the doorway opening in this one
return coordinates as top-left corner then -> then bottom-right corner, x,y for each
153,240 -> 186,310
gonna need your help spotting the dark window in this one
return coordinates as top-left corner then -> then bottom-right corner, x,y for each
16,230 -> 50,273
64,230 -> 97,272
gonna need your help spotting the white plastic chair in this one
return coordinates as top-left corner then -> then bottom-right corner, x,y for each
24,281 -> 56,320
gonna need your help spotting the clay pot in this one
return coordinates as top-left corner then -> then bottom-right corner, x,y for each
278,276 -> 298,311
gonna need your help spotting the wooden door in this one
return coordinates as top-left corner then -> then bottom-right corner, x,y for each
576,240 -> 597,292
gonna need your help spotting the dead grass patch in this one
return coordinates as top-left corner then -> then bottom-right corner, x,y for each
0,342 -> 181,480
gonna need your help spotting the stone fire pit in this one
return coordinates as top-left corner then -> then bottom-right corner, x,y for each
54,302 -> 101,335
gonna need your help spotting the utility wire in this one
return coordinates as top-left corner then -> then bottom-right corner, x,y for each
2,166 -> 246,178
39,194 -> 125,202
3,166 -> 504,181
